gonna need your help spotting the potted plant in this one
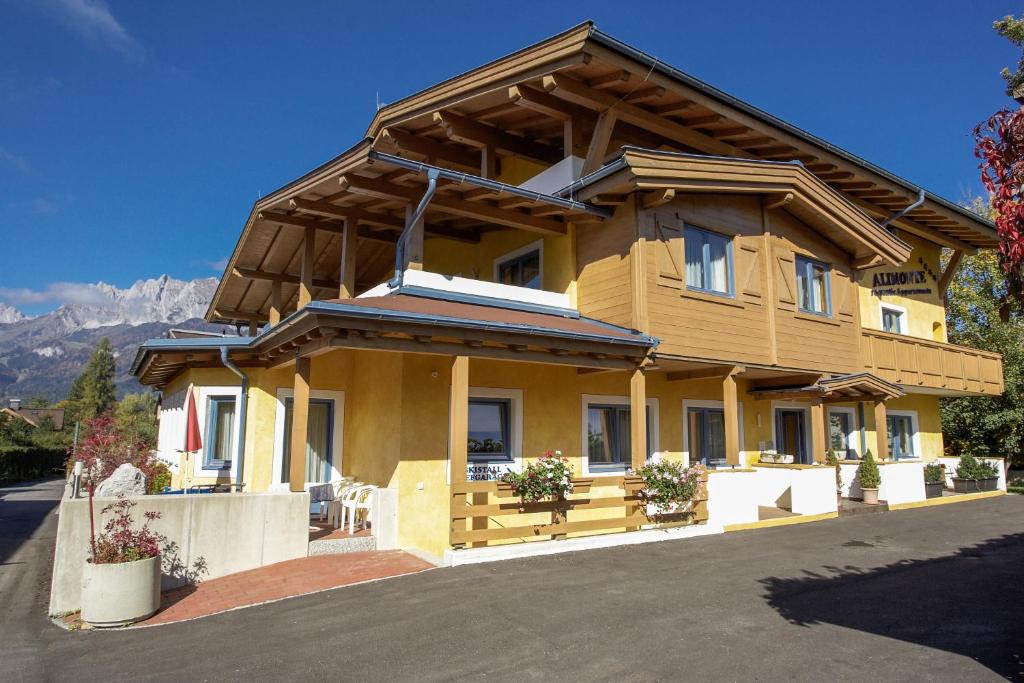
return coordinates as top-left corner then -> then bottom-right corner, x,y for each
923,464 -> 945,498
952,452 -> 1000,493
501,451 -> 574,510
825,448 -> 842,499
80,496 -> 163,627
631,460 -> 706,519
856,449 -> 881,504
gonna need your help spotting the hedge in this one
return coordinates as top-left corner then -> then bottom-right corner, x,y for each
0,446 -> 68,484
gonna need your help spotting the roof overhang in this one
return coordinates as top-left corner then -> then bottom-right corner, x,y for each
561,148 -> 912,267
749,372 -> 905,402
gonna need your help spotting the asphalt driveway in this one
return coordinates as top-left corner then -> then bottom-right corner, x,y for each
3,478 -> 1022,681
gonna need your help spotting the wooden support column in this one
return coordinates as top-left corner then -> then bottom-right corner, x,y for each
480,144 -> 497,180
582,110 -> 617,175
247,320 -> 259,337
723,370 -> 741,466
288,356 -> 311,492
403,204 -> 425,271
268,281 -> 283,326
629,367 -> 647,469
873,400 -> 889,460
339,218 -> 357,299
563,118 -> 584,158
449,356 -> 469,547
298,226 -> 315,308
810,398 -> 826,463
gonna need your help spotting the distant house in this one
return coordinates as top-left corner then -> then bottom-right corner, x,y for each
2,399 -> 65,430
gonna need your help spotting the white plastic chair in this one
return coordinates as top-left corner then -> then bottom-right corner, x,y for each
327,479 -> 361,527
341,485 -> 377,534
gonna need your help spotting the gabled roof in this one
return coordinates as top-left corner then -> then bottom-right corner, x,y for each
749,372 -> 905,401
561,147 -> 912,266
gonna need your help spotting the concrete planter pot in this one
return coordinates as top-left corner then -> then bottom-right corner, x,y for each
861,488 -> 880,505
924,481 -> 945,499
81,555 -> 161,627
952,478 -> 981,494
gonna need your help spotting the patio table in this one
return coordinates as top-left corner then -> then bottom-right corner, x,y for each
308,483 -> 334,520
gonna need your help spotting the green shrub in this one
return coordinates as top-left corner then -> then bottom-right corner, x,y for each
0,446 -> 68,484
147,462 -> 172,495
825,448 -> 841,492
954,453 -> 999,480
924,463 -> 945,484
856,449 -> 881,489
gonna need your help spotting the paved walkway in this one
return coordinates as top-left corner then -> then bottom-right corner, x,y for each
136,551 -> 434,626
5,478 -> 1024,681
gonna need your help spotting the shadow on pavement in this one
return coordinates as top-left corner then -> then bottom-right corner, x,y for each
760,533 -> 1024,679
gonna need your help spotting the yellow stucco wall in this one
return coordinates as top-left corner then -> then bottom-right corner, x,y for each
857,232 -> 947,342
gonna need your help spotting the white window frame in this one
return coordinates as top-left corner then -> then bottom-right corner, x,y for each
879,302 -> 908,335
191,385 -> 243,480
681,399 -> 745,468
581,394 -> 660,476
270,388 -> 345,492
826,406 -> 859,458
493,239 -> 544,289
886,409 -> 921,460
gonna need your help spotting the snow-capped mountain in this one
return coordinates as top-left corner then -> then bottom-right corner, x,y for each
0,302 -> 25,324
0,276 -> 227,401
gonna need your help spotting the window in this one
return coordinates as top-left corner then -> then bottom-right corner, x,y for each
468,398 -> 511,462
828,409 -> 856,459
684,226 -> 733,295
497,249 -> 541,289
687,407 -> 726,467
586,404 -> 650,470
281,399 -> 334,483
204,396 -> 236,469
881,304 -> 907,335
796,256 -> 831,315
887,414 -> 916,460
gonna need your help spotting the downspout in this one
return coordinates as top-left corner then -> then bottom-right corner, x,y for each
220,346 -> 248,489
880,189 -> 925,229
389,167 -> 440,289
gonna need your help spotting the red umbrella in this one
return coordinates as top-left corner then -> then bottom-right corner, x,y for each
185,389 -> 202,453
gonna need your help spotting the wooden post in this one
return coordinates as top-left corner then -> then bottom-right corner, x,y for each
298,226 -> 315,308
403,204 -> 425,271
810,398 -> 826,463
723,370 -> 740,466
480,144 -> 497,180
449,356 -> 469,547
629,367 -> 647,469
339,218 -> 357,299
873,400 -> 889,460
268,281 -> 283,326
582,110 -> 617,176
289,356 -> 311,492
247,320 -> 259,337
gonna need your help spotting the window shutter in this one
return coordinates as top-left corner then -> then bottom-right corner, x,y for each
654,215 -> 684,286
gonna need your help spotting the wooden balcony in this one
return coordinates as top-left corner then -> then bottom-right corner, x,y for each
860,329 -> 1004,396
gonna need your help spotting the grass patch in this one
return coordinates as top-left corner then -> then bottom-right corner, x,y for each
1008,486 -> 1024,495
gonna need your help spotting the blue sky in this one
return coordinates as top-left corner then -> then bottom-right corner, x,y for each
0,0 -> 1019,315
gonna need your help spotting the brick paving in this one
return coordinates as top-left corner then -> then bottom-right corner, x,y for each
136,551 -> 434,627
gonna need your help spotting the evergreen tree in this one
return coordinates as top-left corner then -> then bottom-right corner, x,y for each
67,338 -> 118,422
115,392 -> 158,449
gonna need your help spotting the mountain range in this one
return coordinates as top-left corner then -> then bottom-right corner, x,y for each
0,276 -> 229,402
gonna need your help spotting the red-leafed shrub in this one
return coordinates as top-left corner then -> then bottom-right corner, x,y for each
91,496 -> 163,564
72,413 -> 160,489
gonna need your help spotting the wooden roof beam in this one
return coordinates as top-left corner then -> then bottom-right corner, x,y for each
432,111 -> 561,164
507,84 -> 594,122
234,267 -> 339,291
623,85 -> 666,104
589,70 -> 631,89
376,128 -> 480,170
339,174 -> 568,235
288,198 -> 404,230
541,73 -> 742,158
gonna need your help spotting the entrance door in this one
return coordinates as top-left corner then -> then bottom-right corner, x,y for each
828,410 -> 855,459
775,408 -> 808,464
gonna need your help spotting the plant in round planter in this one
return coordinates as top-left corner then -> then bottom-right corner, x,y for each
953,452 -> 1001,493
856,449 -> 882,504
631,460 -> 706,520
923,464 -> 946,498
81,495 -> 163,627
501,451 -> 574,511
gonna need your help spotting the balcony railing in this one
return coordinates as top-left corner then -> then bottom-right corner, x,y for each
860,329 -> 1004,396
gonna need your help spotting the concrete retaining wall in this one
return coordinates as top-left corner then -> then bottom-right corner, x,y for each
840,461 -> 927,504
49,491 -> 309,616
752,466 -> 838,516
706,471 -> 760,527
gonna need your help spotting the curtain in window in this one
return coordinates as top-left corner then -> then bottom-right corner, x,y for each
707,236 -> 729,293
305,403 -> 329,483
213,400 -> 235,461
687,410 -> 704,464
810,265 -> 826,312
887,415 -> 913,459
705,410 -> 726,464
587,407 -> 615,465
685,233 -> 704,289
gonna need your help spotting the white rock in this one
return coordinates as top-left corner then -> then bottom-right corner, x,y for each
95,463 -> 147,498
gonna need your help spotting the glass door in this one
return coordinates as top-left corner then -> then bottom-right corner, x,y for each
687,407 -> 726,467
775,408 -> 808,464
828,411 -> 855,459
281,399 -> 334,484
